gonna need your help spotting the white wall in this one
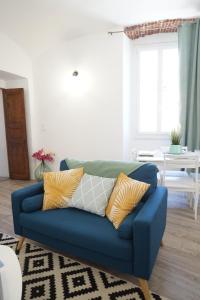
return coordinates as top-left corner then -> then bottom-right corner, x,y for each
33,32 -> 178,169
34,33 -> 124,169
0,88 -> 9,177
122,35 -> 132,160
0,31 -> 178,176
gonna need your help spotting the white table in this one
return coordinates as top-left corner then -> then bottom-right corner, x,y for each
136,152 -> 200,169
137,154 -> 166,170
136,151 -> 200,220
0,245 -> 22,300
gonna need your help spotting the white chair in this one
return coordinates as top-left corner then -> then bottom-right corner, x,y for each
131,149 -> 138,161
161,153 -> 199,220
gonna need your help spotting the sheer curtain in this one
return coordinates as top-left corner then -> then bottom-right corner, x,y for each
178,19 -> 200,151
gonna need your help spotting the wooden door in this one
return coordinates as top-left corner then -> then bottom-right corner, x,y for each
2,88 -> 30,180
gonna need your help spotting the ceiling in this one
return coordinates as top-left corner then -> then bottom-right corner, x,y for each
0,0 -> 199,58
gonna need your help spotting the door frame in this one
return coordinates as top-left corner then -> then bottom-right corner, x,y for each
0,88 -> 9,178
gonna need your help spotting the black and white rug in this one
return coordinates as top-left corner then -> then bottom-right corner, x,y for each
0,233 -> 167,300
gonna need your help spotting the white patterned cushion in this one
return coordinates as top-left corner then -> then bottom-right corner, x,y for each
68,174 -> 116,216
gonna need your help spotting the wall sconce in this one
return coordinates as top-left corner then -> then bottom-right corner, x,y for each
72,71 -> 78,76
66,69 -> 91,97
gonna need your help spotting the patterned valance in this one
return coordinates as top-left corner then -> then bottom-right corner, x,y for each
124,18 -> 195,40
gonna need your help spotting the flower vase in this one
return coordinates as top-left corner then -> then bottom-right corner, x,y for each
34,161 -> 51,181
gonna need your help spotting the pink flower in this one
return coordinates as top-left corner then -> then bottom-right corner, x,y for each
32,148 -> 55,162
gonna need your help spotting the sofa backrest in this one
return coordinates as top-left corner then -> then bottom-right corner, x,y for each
60,159 -> 158,198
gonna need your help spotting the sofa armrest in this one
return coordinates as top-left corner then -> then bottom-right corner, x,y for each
21,194 -> 44,213
11,182 -> 44,235
132,186 -> 167,280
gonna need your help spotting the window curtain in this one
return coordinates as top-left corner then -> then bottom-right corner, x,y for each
178,19 -> 200,151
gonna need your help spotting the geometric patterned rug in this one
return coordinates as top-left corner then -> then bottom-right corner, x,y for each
0,233 -> 167,300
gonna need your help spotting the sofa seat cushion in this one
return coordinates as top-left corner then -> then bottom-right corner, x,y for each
20,208 -> 132,261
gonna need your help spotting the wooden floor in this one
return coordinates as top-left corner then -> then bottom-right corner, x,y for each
0,179 -> 200,300
0,177 -> 8,182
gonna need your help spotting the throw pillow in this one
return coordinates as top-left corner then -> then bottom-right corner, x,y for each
68,173 -> 116,216
106,172 -> 150,229
43,168 -> 83,210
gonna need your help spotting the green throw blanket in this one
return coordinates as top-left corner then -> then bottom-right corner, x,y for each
65,158 -> 143,178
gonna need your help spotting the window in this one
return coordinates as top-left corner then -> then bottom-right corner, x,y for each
137,43 -> 180,134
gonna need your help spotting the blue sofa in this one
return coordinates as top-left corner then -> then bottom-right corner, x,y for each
12,160 -> 167,300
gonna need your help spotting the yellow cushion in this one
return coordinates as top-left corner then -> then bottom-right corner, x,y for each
106,172 -> 150,229
43,168 -> 83,210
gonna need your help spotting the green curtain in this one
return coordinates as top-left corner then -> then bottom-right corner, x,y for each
178,19 -> 200,151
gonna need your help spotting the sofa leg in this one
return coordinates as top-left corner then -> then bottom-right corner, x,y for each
160,239 -> 164,247
138,278 -> 151,300
16,237 -> 25,254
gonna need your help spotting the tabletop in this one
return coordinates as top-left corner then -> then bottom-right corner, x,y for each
136,151 -> 200,165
